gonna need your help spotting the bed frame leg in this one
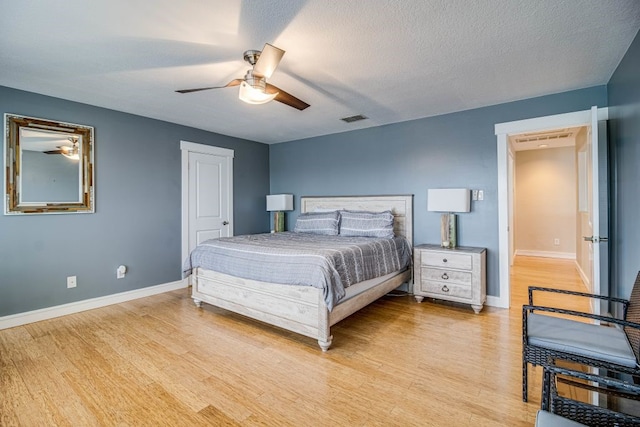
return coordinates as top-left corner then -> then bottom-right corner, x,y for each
193,298 -> 202,308
318,336 -> 333,352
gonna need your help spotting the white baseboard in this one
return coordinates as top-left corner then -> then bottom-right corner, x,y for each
574,260 -> 591,292
515,249 -> 576,260
486,295 -> 509,309
0,279 -> 188,330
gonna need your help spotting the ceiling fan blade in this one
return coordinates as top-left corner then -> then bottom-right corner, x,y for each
266,84 -> 310,111
253,44 -> 285,78
176,79 -> 243,94
44,150 -> 63,155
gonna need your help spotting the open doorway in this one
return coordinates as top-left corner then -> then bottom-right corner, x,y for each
508,126 -> 592,305
493,107 -> 609,310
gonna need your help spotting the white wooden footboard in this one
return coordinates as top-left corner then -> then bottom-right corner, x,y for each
192,267 -> 333,349
192,267 -> 411,351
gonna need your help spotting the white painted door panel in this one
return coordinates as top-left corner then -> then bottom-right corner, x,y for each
188,151 -> 231,255
585,106 -> 600,314
181,141 -> 234,286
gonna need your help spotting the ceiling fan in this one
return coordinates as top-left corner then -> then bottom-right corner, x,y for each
176,43 -> 310,111
44,137 -> 79,160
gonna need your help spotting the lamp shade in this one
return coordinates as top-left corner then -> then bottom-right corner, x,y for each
427,189 -> 470,213
266,194 -> 294,212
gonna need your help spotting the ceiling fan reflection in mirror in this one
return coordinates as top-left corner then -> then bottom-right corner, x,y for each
44,136 -> 80,160
176,43 -> 310,111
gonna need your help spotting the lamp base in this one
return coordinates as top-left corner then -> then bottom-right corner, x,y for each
274,211 -> 285,233
440,213 -> 457,249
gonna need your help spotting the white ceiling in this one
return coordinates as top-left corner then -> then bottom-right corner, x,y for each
1,1 -> 639,144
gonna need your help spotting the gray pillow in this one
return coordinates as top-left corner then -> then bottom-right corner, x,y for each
339,210 -> 394,238
294,211 -> 340,235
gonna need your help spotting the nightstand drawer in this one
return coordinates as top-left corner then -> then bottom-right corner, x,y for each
421,280 -> 472,299
421,267 -> 472,286
421,251 -> 472,270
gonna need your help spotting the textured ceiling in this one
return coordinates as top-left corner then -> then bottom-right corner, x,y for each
1,1 -> 639,144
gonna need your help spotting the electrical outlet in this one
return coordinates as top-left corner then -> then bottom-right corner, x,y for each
67,276 -> 77,288
116,265 -> 127,279
554,238 -> 560,246
472,190 -> 479,201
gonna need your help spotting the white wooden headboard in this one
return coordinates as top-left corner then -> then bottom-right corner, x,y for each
300,195 -> 414,246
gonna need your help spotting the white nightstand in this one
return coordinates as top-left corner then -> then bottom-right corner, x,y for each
413,244 -> 487,313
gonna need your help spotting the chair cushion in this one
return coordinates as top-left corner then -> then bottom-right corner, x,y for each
527,313 -> 637,368
535,410 -> 586,427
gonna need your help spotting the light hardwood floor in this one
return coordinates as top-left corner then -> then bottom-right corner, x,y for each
1,256 -> 589,426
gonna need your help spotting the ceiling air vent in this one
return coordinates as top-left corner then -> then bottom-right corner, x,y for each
515,133 -> 572,144
340,114 -> 368,123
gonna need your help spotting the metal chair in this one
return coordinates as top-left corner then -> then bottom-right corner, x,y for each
541,365 -> 640,426
522,271 -> 640,402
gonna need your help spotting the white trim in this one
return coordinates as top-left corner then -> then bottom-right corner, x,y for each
496,132 -> 511,309
180,140 -> 234,157
575,260 -> 591,292
0,280 -> 188,330
495,107 -> 607,310
486,295 -> 506,308
515,250 -> 576,259
181,144 -> 190,285
494,108 -> 608,135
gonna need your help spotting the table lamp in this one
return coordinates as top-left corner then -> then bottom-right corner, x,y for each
427,189 -> 470,248
266,194 -> 294,232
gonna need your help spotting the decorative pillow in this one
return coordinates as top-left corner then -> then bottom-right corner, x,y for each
339,210 -> 394,238
294,211 -> 340,235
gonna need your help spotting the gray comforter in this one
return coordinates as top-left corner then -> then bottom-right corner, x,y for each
183,232 -> 412,311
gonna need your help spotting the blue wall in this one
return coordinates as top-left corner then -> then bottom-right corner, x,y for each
0,86 -> 270,316
608,29 -> 640,299
270,87 -> 608,297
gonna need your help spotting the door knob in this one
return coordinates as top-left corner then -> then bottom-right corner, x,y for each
222,221 -> 229,225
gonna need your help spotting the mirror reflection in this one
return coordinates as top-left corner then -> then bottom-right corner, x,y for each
20,129 -> 82,203
4,114 -> 94,214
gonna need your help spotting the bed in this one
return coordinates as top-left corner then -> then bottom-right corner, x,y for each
184,195 -> 413,351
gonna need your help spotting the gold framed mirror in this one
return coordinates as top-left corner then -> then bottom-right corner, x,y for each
4,113 -> 94,214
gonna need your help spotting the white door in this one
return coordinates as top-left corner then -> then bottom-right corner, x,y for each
508,149 -> 515,266
189,151 -> 232,245
181,141 -> 234,279
582,106 -> 609,315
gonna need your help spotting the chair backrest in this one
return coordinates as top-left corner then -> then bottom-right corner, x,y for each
624,271 -> 640,361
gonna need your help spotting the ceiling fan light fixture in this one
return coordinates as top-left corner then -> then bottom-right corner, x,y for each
238,71 -> 278,105
61,138 -> 80,160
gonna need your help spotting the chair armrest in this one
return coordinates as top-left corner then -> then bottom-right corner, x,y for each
528,286 -> 629,307
542,365 -> 640,411
544,365 -> 640,394
523,304 -> 640,330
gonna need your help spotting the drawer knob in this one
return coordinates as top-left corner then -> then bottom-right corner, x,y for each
441,273 -> 449,280
442,258 -> 448,263
442,285 -> 450,293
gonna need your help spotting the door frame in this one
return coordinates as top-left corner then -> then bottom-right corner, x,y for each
180,140 -> 234,284
493,108 -> 608,308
